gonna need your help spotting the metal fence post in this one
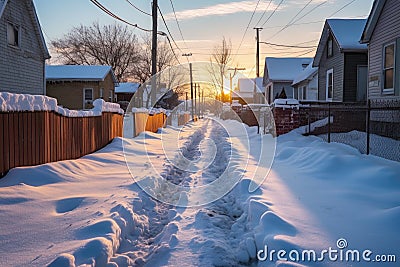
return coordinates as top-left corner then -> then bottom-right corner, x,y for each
366,99 -> 371,155
328,102 -> 331,143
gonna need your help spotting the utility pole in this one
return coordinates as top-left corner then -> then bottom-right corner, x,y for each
198,84 -> 201,118
150,0 -> 158,106
182,53 -> 193,120
254,27 -> 262,78
228,67 -> 246,104
194,83 -> 197,119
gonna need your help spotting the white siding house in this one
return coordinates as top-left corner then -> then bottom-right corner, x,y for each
292,63 -> 318,101
0,0 -> 50,95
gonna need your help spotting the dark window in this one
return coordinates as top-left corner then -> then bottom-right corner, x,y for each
7,23 -> 19,47
303,86 -> 307,100
326,69 -> 333,100
327,37 -> 333,58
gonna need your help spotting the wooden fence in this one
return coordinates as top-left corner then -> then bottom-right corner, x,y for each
131,112 -> 167,137
0,111 -> 123,176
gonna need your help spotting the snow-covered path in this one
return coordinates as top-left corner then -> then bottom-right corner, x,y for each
0,118 -> 399,267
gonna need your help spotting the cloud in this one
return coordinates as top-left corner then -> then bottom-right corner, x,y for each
164,0 -> 279,21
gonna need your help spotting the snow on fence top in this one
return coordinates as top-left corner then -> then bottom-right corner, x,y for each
131,107 -> 168,115
0,92 -> 124,117
273,98 -> 300,109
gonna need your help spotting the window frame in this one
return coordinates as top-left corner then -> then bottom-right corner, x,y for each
382,42 -> 396,95
109,90 -> 113,102
99,88 -> 104,99
302,86 -> 307,100
7,22 -> 20,48
326,68 -> 334,101
83,88 -> 93,109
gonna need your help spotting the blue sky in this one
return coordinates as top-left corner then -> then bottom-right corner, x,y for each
33,0 -> 374,77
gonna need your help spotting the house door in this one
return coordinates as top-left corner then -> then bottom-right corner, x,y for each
357,66 -> 368,102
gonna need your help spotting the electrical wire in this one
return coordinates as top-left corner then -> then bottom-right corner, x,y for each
169,0 -> 188,49
260,41 -> 316,49
89,0 -> 152,32
158,5 -> 182,53
254,0 -> 273,27
261,0 -> 284,27
124,0 -> 151,16
267,0 -> 314,40
328,0 -> 358,17
234,0 -> 262,61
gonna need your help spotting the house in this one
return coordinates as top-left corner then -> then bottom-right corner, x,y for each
292,63 -> 319,101
232,77 -> 265,105
46,65 -> 118,110
313,19 -> 368,102
263,57 -> 313,104
0,0 -> 50,95
360,0 -> 400,100
115,82 -> 139,102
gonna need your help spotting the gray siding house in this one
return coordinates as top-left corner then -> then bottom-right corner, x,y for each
263,57 -> 312,104
313,19 -> 368,102
361,0 -> 400,100
0,0 -> 50,95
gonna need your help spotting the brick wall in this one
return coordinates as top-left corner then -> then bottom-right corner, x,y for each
273,107 -> 300,136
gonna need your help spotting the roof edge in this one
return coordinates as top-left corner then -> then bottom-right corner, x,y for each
361,0 -> 387,43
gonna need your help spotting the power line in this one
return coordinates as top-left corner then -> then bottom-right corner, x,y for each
169,0 -> 187,49
158,5 -> 182,53
255,0 -> 273,27
234,0 -> 262,61
261,0 -> 284,27
260,41 -> 316,49
267,0 -> 314,40
124,0 -> 151,16
289,1 -> 328,26
329,0 -> 358,17
89,0 -> 152,32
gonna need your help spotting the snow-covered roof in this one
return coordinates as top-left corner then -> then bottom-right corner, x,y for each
115,82 -> 140,94
238,78 -> 264,93
264,57 -> 313,83
46,65 -> 118,83
314,18 -> 368,67
292,63 -> 318,86
327,19 -> 368,51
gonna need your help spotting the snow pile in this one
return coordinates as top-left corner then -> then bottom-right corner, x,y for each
0,92 -> 123,116
0,91 -> 58,112
92,99 -> 124,114
0,119 -> 399,266
318,130 -> 400,162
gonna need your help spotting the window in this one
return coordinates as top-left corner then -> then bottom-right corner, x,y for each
326,69 -> 333,101
109,90 -> 113,102
83,88 -> 93,109
327,36 -> 333,58
302,86 -> 307,100
100,88 -> 104,99
383,43 -> 395,94
7,23 -> 19,47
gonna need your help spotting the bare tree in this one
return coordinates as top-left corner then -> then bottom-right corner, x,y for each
208,37 -> 232,102
132,36 -> 179,84
51,22 -> 140,81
